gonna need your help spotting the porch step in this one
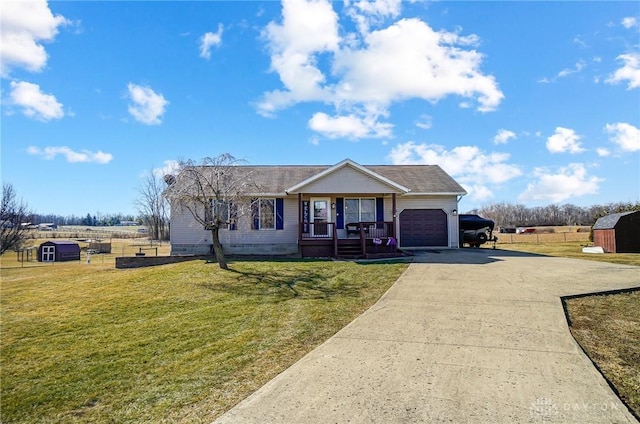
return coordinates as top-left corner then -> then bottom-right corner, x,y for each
337,244 -> 363,258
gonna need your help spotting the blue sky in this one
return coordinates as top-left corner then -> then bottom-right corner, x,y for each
2,0 -> 639,216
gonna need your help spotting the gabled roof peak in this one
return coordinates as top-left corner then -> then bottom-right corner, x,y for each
285,159 -> 410,194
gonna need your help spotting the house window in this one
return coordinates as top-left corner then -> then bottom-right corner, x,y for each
207,199 -> 234,229
344,198 -> 376,223
213,199 -> 229,225
253,198 -> 275,230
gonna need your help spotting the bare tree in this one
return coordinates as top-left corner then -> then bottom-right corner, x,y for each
163,154 -> 258,270
1,183 -> 32,255
136,169 -> 169,240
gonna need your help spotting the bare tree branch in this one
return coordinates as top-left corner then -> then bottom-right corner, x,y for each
163,154 -> 260,270
1,183 -> 33,255
135,170 -> 169,240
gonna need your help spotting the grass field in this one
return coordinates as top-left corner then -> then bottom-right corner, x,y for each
497,241 -> 640,266
2,238 -> 638,422
1,255 -> 408,423
564,291 -> 640,418
496,230 -> 591,244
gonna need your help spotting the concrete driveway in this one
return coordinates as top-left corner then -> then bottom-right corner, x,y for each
214,249 -> 640,423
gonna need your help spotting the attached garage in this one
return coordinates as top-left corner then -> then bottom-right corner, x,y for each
399,209 -> 448,247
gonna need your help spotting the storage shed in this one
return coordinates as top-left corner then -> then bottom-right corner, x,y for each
592,211 -> 640,253
38,240 -> 81,262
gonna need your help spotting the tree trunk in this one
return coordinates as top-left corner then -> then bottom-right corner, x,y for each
210,227 -> 228,270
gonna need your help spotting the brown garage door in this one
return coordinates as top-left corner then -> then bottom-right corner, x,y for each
400,209 -> 448,247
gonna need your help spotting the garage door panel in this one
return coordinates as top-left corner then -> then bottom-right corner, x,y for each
400,209 -> 448,247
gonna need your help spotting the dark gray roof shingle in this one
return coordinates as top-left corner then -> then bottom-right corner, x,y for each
222,164 -> 465,194
593,211 -> 637,229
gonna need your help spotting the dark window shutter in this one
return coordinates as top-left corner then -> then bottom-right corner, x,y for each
336,198 -> 344,229
376,197 -> 384,221
229,202 -> 237,230
276,198 -> 284,230
252,198 -> 259,230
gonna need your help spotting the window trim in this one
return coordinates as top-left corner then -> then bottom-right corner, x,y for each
344,197 -> 377,223
209,198 -> 235,230
253,198 -> 276,230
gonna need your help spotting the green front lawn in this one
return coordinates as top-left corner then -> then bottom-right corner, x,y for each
1,259 -> 408,423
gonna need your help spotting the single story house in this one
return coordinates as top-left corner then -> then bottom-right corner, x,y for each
168,159 -> 466,258
38,240 -> 81,262
592,211 -> 640,253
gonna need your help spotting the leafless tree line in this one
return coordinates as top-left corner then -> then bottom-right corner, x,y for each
136,169 -> 170,241
468,201 -> 640,228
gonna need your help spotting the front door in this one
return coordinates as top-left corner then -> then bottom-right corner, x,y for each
311,198 -> 331,236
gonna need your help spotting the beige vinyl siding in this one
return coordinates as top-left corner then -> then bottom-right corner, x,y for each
170,197 -> 299,255
169,201 -> 209,246
300,166 -> 400,194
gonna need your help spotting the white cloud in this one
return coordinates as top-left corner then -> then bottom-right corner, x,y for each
333,18 -> 503,112
259,0 -> 340,115
596,148 -> 611,157
388,142 -> 521,201
308,111 -> 393,139
546,127 -> 585,154
9,81 -> 64,121
151,160 -> 180,178
0,0 -> 69,76
415,114 -> 432,130
346,0 -> 402,34
199,24 -> 223,60
621,17 -> 638,29
519,163 -> 603,203
557,60 -> 586,78
573,35 -> 588,48
259,1 -> 503,139
605,122 -> 640,152
606,53 -> 640,89
27,146 -> 113,164
126,83 -> 169,125
493,129 -> 516,145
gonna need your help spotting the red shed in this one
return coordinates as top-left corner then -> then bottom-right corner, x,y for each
38,240 -> 81,262
592,211 -> 640,253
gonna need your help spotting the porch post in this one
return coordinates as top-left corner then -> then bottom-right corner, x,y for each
392,193 -> 397,238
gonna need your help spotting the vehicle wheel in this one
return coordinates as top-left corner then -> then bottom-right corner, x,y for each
477,232 -> 488,244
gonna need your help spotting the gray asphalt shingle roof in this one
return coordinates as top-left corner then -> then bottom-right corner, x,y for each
592,211 -> 637,230
217,164 -> 466,195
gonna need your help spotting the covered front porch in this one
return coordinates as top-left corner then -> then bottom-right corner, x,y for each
295,193 -> 400,259
299,221 -> 398,259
